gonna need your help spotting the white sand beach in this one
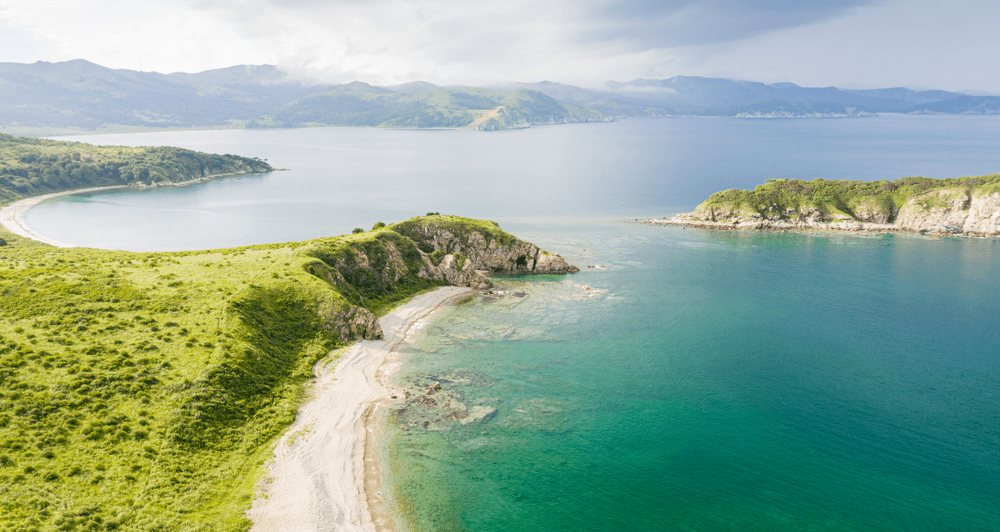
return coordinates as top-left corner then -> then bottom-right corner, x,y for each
247,286 -> 476,532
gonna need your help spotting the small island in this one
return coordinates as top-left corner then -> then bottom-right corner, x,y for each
646,175 -> 1000,237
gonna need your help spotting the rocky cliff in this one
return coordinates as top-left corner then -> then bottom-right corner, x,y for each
390,215 -> 580,274
299,215 -> 578,341
651,181 -> 1000,237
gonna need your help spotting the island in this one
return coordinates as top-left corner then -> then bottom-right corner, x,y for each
646,175 -> 1000,237
0,135 -> 578,531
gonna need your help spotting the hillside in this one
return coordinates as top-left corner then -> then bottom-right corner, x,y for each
903,95 -> 1000,114
244,84 -> 612,130
0,134 -> 273,203
652,176 -> 1000,236
0,212 -> 577,531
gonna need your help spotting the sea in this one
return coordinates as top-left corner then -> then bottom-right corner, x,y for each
31,115 -> 1000,531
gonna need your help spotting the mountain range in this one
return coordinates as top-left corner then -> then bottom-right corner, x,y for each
1,59 -> 998,135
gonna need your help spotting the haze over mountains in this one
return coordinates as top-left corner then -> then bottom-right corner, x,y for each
2,59 -> 998,135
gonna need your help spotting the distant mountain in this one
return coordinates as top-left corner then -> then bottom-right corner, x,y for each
0,59 -> 991,134
0,60 -> 610,133
247,82 -> 611,130
0,59 -> 319,133
602,76 -> 960,112
902,95 -> 1000,114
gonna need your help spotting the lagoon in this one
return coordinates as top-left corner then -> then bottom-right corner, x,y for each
28,116 -> 1000,531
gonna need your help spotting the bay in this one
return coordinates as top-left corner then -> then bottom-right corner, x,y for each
26,116 -> 1000,531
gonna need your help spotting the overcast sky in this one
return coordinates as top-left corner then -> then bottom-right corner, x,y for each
1,0 -> 997,91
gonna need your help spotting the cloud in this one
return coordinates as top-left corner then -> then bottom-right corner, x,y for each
5,0 -> 999,93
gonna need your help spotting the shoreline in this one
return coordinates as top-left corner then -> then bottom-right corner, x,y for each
0,171 -> 263,247
640,216 -> 1000,238
247,286 -> 476,532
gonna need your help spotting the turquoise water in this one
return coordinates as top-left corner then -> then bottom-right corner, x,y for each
26,117 -> 1000,530
389,221 -> 1000,531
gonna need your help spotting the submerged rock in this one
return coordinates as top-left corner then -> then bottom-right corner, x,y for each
459,406 -> 498,425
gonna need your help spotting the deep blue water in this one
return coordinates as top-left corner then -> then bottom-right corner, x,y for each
28,116 -> 1000,530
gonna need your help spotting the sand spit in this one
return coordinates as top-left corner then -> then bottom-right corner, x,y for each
248,286 -> 476,532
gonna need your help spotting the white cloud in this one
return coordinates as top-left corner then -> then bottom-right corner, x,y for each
2,0 -> 999,92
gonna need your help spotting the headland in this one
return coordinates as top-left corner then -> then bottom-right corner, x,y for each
645,176 -> 1000,237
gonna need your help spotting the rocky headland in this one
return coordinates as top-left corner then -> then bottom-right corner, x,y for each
647,176 -> 1000,237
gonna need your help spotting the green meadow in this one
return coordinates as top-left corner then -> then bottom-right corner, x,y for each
0,218 -> 475,531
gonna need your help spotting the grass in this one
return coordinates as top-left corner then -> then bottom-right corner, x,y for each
0,211 -> 518,531
696,175 -> 1000,221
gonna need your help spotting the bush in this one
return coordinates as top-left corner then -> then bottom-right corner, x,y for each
372,222 -> 386,230
352,228 -> 364,234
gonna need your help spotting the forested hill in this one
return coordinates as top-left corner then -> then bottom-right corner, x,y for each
245,83 -> 610,130
0,134 -> 274,204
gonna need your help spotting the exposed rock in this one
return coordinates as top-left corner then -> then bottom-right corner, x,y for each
651,189 -> 1000,237
317,303 -> 383,342
392,221 -> 579,274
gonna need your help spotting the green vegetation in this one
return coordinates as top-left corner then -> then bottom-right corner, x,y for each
0,135 -> 273,203
0,210 -> 520,530
391,214 -> 518,252
245,84 -> 611,130
698,175 -> 1000,221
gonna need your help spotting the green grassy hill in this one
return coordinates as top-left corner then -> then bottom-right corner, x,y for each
0,212 -> 552,531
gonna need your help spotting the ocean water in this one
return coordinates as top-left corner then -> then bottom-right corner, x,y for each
28,116 -> 1000,531
387,222 -> 1000,531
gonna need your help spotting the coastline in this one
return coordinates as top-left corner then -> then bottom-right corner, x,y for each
247,286 -> 476,532
0,171 -> 264,247
640,216 -> 899,234
640,215 -> 999,238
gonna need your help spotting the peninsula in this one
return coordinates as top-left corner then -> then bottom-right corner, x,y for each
647,175 -> 1000,237
0,134 -> 579,531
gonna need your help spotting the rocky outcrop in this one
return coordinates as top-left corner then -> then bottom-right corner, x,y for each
300,216 -> 578,342
651,188 -> 1000,237
391,219 -> 579,274
390,372 -> 499,432
317,303 -> 383,342
895,189 -> 1000,235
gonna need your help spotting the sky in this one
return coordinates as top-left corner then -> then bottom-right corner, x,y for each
0,0 -> 997,92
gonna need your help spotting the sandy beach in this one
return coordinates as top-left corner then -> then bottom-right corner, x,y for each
247,286 -> 476,532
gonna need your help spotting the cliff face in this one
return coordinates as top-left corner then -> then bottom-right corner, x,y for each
657,188 -> 1000,237
300,216 -> 578,341
895,189 -> 1000,235
390,217 -> 579,274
